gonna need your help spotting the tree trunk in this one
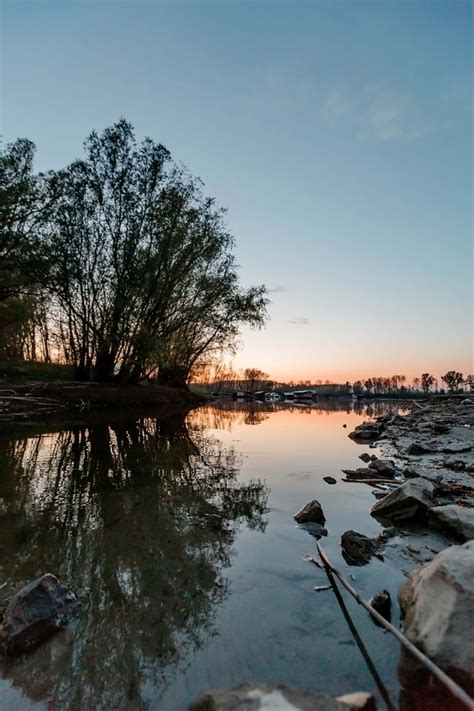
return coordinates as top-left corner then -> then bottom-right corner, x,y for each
157,366 -> 189,390
93,351 -> 116,382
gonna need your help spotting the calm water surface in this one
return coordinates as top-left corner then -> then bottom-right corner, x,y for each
0,400 -> 410,710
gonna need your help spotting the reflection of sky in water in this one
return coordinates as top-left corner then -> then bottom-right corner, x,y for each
0,401 -> 413,710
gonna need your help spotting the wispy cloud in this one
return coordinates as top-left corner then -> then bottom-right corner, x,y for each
268,285 -> 289,294
287,317 -> 310,325
320,89 -> 351,121
368,92 -> 430,141
320,85 -> 431,141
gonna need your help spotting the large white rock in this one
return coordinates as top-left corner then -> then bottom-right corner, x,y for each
370,479 -> 434,521
428,505 -> 474,541
398,541 -> 474,684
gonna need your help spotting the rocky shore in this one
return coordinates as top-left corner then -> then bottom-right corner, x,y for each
345,396 -> 474,706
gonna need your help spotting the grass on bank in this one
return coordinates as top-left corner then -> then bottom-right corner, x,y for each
0,360 -> 75,381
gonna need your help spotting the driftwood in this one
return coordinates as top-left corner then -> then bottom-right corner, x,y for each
314,544 -> 474,711
341,478 -> 398,488
307,553 -> 396,711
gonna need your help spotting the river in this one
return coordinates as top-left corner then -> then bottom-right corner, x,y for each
0,400 -> 411,710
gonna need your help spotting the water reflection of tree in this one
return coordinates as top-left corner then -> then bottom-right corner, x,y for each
188,402 -> 273,431
188,399 -> 404,427
0,415 -> 268,709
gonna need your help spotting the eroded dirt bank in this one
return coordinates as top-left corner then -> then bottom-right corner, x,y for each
0,380 -> 206,428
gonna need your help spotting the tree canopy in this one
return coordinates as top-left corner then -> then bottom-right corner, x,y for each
0,121 -> 268,385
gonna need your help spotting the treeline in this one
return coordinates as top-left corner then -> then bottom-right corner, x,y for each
198,367 -> 473,395
0,120 -> 268,386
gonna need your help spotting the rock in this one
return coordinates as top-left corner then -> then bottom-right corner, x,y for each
341,530 -> 382,566
369,589 -> 391,623
368,459 -> 396,477
359,453 -> 371,463
398,541 -> 474,687
406,442 -> 435,455
323,476 -> 337,485
432,422 -> 450,434
294,499 -> 326,525
428,505 -> 474,541
442,444 -> 472,454
187,683 -> 365,710
349,422 -> 384,442
0,574 -> 80,655
370,479 -> 434,522
336,692 -> 376,711
342,467 -> 384,480
403,465 -> 421,479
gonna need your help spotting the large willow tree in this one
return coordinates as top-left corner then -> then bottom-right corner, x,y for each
41,120 -> 267,384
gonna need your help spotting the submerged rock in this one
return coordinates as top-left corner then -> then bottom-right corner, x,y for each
398,541 -> 474,687
294,499 -> 326,525
323,476 -> 337,485
428,505 -> 474,541
298,521 -> 328,539
341,530 -> 382,566
187,683 -> 376,710
0,574 -> 80,655
369,589 -> 391,624
359,453 -> 372,463
370,479 -> 434,522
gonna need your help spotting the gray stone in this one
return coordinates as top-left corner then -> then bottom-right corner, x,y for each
187,683 -> 366,710
370,479 -> 434,522
403,465 -> 422,479
294,499 -> 326,525
349,422 -> 384,442
442,444 -> 472,454
323,476 -> 337,485
368,459 -> 396,476
342,467 -> 385,480
0,574 -> 80,655
341,530 -> 382,565
406,442 -> 435,455
428,505 -> 474,541
398,541 -> 474,686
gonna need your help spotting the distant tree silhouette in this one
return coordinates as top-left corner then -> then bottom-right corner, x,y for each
421,373 -> 435,392
441,371 -> 464,392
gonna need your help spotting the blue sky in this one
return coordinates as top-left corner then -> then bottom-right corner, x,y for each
1,0 -> 472,381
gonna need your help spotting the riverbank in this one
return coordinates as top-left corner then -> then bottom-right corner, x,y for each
0,380 -> 207,428
344,396 -> 474,705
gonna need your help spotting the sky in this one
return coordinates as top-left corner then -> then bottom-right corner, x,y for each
1,0 -> 472,383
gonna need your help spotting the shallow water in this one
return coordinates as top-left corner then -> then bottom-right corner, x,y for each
0,400 -> 413,710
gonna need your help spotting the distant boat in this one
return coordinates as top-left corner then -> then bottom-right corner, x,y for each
266,392 -> 280,401
293,390 -> 315,400
232,390 -> 253,401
